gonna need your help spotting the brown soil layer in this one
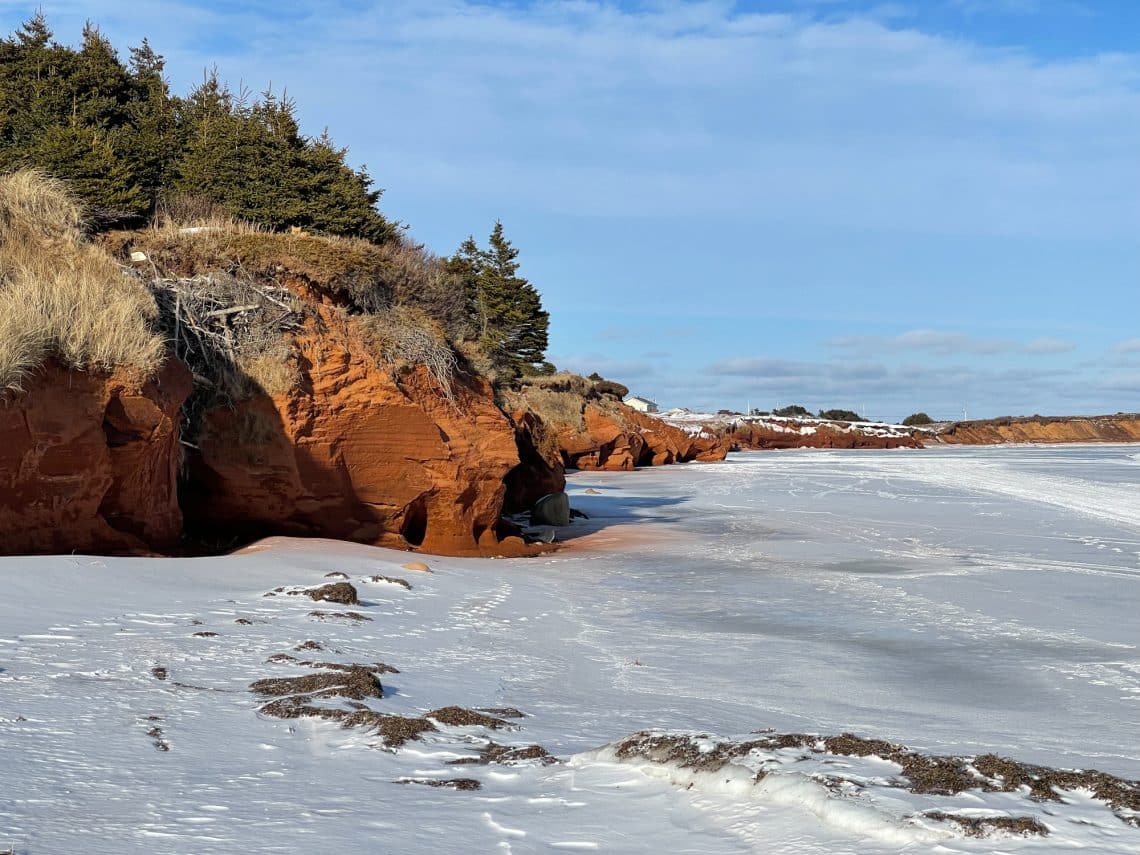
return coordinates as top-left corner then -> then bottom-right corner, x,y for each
369,575 -> 412,590
266,653 -> 399,675
308,610 -> 371,622
448,743 -> 559,766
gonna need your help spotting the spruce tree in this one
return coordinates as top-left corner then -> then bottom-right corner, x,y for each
124,38 -> 179,206
0,15 -> 399,238
451,222 -> 549,379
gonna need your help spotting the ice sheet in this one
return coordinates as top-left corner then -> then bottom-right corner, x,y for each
2,445 -> 1139,852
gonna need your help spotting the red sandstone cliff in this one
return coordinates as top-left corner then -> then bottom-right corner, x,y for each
181,309 -> 539,557
725,421 -> 922,450
935,414 -> 1140,445
0,359 -> 192,555
503,410 -> 566,513
553,404 -> 728,471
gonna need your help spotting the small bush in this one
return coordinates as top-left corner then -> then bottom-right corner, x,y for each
902,412 -> 934,426
237,341 -> 300,397
818,409 -> 865,422
772,404 -> 810,417
373,240 -> 466,340
594,379 -> 628,399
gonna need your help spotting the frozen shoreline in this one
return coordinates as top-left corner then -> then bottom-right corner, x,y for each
3,445 -> 1140,853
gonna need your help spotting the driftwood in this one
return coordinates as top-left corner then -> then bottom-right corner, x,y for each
131,269 -> 305,374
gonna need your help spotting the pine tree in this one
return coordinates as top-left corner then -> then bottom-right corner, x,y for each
124,38 -> 179,206
0,15 -> 399,238
0,16 -> 148,221
0,14 -> 74,162
295,131 -> 396,243
451,222 -> 549,379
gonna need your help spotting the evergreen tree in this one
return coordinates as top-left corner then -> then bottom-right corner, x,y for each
0,17 -> 147,220
0,15 -> 75,164
450,222 -> 549,379
0,15 -> 398,238
172,77 -> 396,238
123,38 -> 179,205
295,131 -> 395,243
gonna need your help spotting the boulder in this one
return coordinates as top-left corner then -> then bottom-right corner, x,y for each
532,492 -> 571,527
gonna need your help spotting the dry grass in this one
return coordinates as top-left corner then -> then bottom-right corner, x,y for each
511,386 -> 586,430
506,372 -> 595,430
506,372 -> 629,431
520,372 -> 595,396
360,306 -> 458,401
237,341 -> 300,397
0,170 -> 164,393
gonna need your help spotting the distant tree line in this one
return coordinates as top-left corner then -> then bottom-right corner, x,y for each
761,404 -> 867,422
0,15 -> 550,379
0,15 -> 394,239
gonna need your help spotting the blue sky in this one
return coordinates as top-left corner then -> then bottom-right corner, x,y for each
6,0 -> 1139,420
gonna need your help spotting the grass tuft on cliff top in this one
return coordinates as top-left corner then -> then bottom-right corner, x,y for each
0,170 -> 165,393
126,219 -> 467,341
505,372 -> 630,432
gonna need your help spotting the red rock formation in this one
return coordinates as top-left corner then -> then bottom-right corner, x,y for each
935,414 -> 1140,445
622,407 -> 729,464
503,410 -> 566,513
0,358 -> 192,555
181,310 -> 539,557
553,404 -> 729,471
726,422 -> 922,450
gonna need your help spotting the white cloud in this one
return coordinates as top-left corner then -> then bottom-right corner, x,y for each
1113,338 -> 1140,353
1023,337 -> 1076,354
19,1 -> 1140,238
829,329 -> 1015,355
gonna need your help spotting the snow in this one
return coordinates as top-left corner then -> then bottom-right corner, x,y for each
660,410 -> 917,439
3,444 -> 1140,853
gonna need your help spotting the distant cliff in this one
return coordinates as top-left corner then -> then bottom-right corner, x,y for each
935,414 -> 1140,445
661,412 -> 922,451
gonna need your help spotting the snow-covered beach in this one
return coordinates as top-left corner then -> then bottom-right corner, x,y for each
3,445 -> 1139,853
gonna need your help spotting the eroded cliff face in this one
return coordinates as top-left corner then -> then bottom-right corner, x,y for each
936,415 -> 1140,445
503,410 -> 566,514
0,359 -> 192,555
181,310 -> 538,557
726,422 -> 922,451
554,404 -> 729,471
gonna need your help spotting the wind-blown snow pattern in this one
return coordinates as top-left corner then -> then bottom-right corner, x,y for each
3,444 -> 1140,853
